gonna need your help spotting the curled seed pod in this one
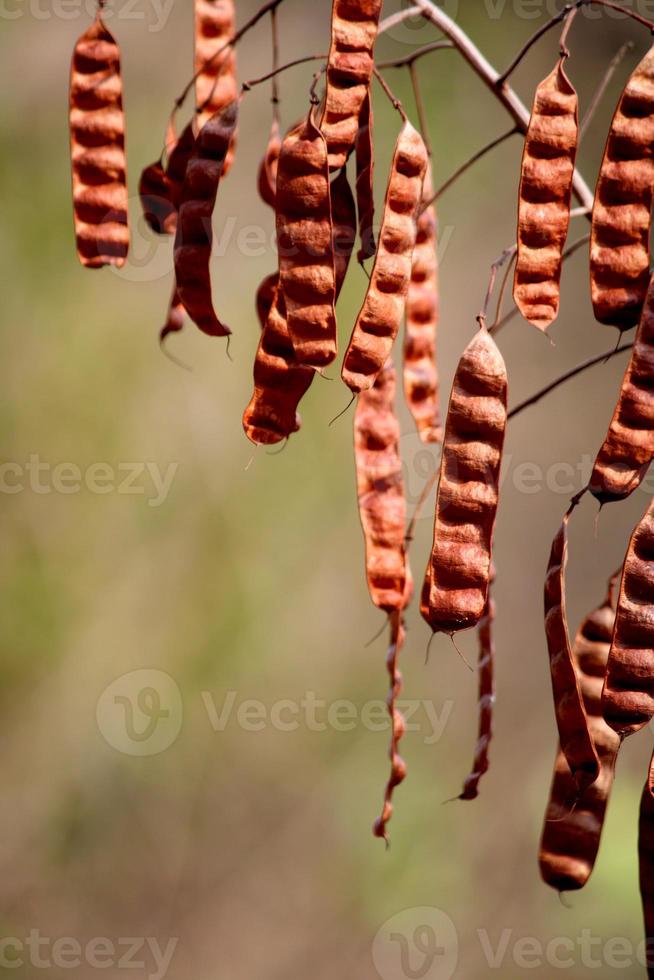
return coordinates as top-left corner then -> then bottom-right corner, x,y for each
342,121 -> 428,394
514,58 -> 578,331
355,91 -> 376,263
174,101 -> 239,338
321,0 -> 383,170
421,324 -> 507,635
591,44 -> 654,329
166,123 -> 197,212
195,0 -> 238,172
540,575 -> 621,892
276,114 -> 337,368
459,572 -> 496,801
69,15 -> 129,268
544,508 -> 601,794
256,272 -> 279,329
403,161 -> 441,445
589,273 -> 654,504
139,162 -> 176,236
602,498 -> 654,736
354,358 -> 408,613
639,751 -> 654,977
373,612 -> 408,844
258,119 -> 282,209
160,289 -> 186,345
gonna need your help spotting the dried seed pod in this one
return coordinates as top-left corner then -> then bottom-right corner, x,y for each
421,324 -> 507,635
459,575 -> 496,801
139,162 -> 176,236
639,751 -> 654,976
591,43 -> 654,329
540,575 -> 621,892
195,0 -> 238,172
256,272 -> 279,329
276,114 -> 337,369
373,612 -> 408,843
544,509 -> 601,794
69,15 -> 129,268
602,498 -> 654,736
354,358 -> 408,613
342,121 -> 428,394
589,273 -> 654,504
403,162 -> 441,444
355,91 -> 376,263
514,58 -> 578,331
174,101 -> 239,338
258,119 -> 281,209
331,167 -> 357,292
321,0 -> 383,170
166,122 -> 197,212
160,289 -> 186,344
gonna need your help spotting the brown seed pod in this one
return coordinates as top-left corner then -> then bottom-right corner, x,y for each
139,162 -> 176,236
342,120 -> 428,394
355,91 -> 376,264
373,611 -> 408,844
459,574 -> 496,801
514,58 -> 578,331
276,114 -> 337,369
639,750 -> 654,976
194,0 -> 238,172
591,43 -> 654,329
539,575 -> 621,892
69,15 -> 129,268
258,119 -> 282,210
421,324 -> 507,635
602,498 -> 654,736
173,101 -> 239,338
160,289 -> 186,344
166,122 -> 197,212
354,358 -> 408,614
403,161 -> 441,445
544,508 -> 601,794
589,273 -> 654,504
321,0 -> 383,170
256,272 -> 279,330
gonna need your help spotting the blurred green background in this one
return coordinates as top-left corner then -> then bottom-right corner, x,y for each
1,1 -> 654,977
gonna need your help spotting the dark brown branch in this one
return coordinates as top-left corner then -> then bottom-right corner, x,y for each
242,55 -> 326,93
580,40 -> 634,140
372,67 -> 407,120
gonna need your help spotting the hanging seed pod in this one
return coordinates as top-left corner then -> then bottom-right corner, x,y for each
355,91 -> 376,263
591,43 -> 654,329
373,611 -> 408,844
639,751 -> 654,978
257,119 -> 282,209
69,15 -> 129,268
166,122 -> 197,212
194,0 -> 238,172
514,58 -> 578,331
459,571 -> 496,801
160,289 -> 186,344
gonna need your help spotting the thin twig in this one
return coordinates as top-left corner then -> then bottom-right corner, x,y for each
377,39 -> 455,70
479,247 -> 517,322
497,5 -> 572,84
559,5 -> 579,58
493,250 -> 517,329
270,6 -> 281,125
409,62 -> 432,157
372,67 -> 407,119
242,54 -> 326,92
580,40 -> 634,140
425,128 -> 518,208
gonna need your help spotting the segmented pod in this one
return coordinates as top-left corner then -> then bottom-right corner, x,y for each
342,120 -> 428,394
258,119 -> 281,209
195,0 -> 238,172
174,101 -> 239,337
403,161 -> 441,444
166,123 -> 197,212
540,577 -> 621,891
602,498 -> 654,736
373,611 -> 408,843
139,162 -> 176,236
355,91 -> 376,263
321,0 -> 383,170
421,324 -> 507,635
514,58 -> 578,331
459,575 -> 496,801
591,43 -> 654,328
589,272 -> 654,504
69,15 -> 129,268
276,114 -> 337,368
639,751 -> 654,978
544,509 -> 601,793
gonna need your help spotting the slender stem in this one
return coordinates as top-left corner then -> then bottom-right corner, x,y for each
242,54 -> 326,93
508,343 -> 633,421
270,6 -> 281,125
559,6 -> 579,58
480,247 -> 517,322
584,0 -> 654,31
493,251 -> 517,329
377,39 -> 454,70
425,128 -> 518,208
372,67 -> 407,120
378,4 -> 421,35
580,40 -> 634,140
497,5 -> 572,84
409,62 -> 432,157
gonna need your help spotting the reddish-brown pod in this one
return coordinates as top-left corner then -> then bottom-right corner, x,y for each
373,611 -> 408,844
174,101 -> 239,338
540,577 -> 621,892
342,121 -> 428,394
321,0 -> 383,170
331,167 -> 357,292
403,161 -> 441,444
589,273 -> 654,504
166,123 -> 197,213
276,114 -> 337,369
602,499 -> 654,736
139,162 -> 176,236
459,575 -> 496,801
544,509 -> 601,794
639,751 -> 654,977
160,289 -> 186,344
591,43 -> 654,329
256,272 -> 279,329
421,324 -> 507,635
355,91 -> 376,263
194,0 -> 238,171
354,358 -> 408,614
257,119 -> 281,210
69,15 -> 129,268
514,58 -> 578,331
